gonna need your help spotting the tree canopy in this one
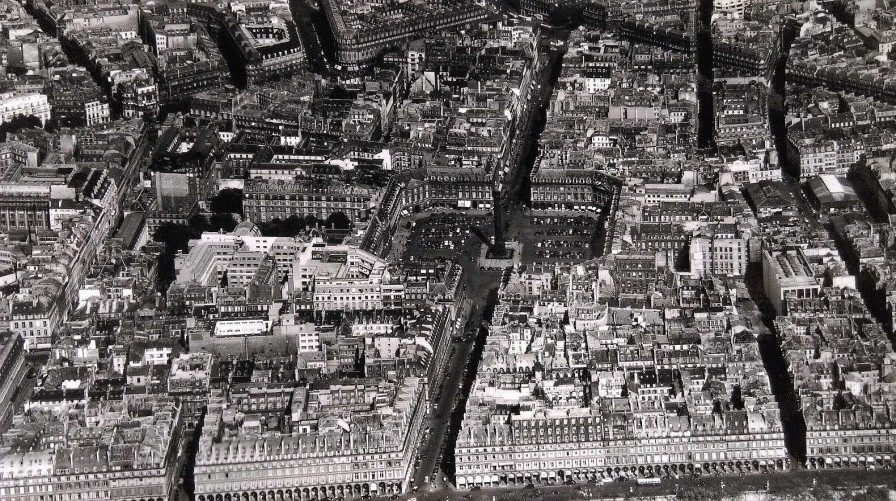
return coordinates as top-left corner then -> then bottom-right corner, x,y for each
209,188 -> 244,216
257,215 -> 312,237
0,115 -> 42,142
325,211 -> 351,230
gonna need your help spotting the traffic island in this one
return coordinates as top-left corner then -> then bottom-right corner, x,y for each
479,241 -> 522,270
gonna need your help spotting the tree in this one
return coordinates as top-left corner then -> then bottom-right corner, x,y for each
6,65 -> 28,77
208,212 -> 238,232
188,214 -> 214,233
676,483 -> 723,501
0,115 -> 42,142
258,215 -> 308,237
768,474 -> 809,500
209,188 -> 244,216
286,215 -> 308,235
807,484 -> 836,501
325,211 -> 351,230
846,486 -> 889,501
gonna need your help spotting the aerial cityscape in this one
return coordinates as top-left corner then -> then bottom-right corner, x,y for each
0,0 -> 893,499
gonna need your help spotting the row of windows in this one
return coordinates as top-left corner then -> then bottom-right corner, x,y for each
460,448 -> 783,471
812,445 -> 893,455
809,436 -> 895,445
247,198 -> 366,204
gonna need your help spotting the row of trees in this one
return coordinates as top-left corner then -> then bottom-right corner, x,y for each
667,480 -> 890,501
258,212 -> 351,237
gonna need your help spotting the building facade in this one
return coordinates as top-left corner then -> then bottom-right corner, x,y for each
0,91 -> 51,127
243,178 -> 372,222
0,332 -> 26,431
193,378 -> 427,500
0,398 -> 182,501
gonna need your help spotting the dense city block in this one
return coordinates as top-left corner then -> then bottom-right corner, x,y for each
0,0 -> 894,499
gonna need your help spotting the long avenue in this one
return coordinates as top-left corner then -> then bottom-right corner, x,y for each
406,25 -> 569,498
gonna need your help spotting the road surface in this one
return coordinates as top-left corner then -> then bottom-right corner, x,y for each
410,301 -> 488,493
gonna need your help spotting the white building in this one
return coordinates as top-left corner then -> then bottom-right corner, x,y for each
225,250 -> 269,287
292,240 -> 404,311
214,318 -> 272,337
85,100 -> 110,126
193,377 -> 427,500
0,398 -> 181,501
690,226 -> 749,277
720,155 -> 782,185
714,0 -> 747,18
174,223 -> 301,285
762,248 -> 822,314
641,183 -> 692,205
0,92 -> 51,127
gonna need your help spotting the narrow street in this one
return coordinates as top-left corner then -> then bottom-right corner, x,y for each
695,0 -> 715,149
289,0 -> 332,75
752,18 -> 811,466
410,296 -> 494,492
500,29 -> 568,206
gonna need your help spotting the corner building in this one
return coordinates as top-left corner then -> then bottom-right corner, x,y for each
0,397 -> 182,501
193,377 -> 427,500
